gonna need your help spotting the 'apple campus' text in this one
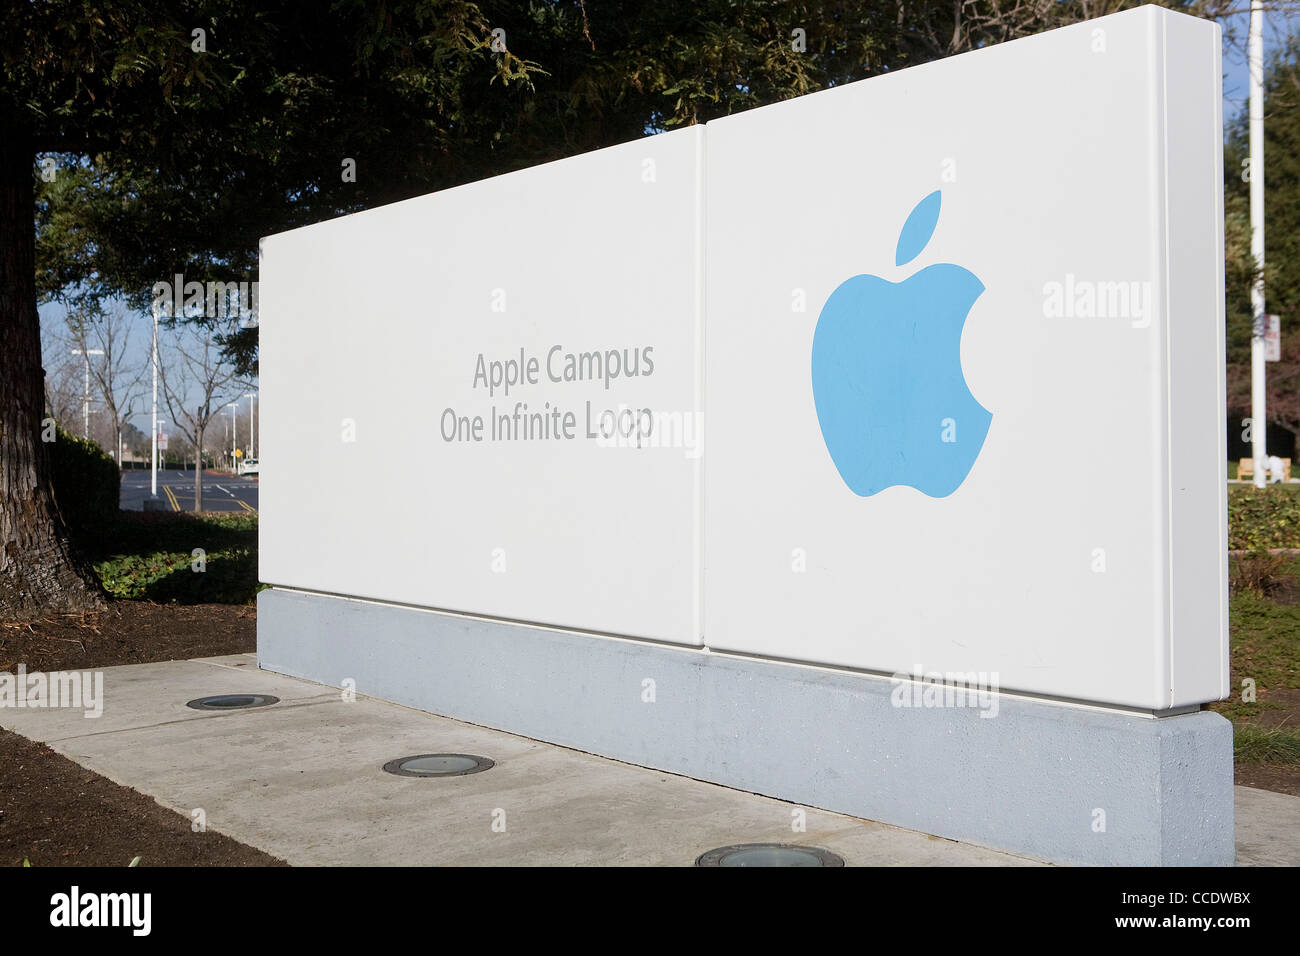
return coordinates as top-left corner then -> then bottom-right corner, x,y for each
440,344 -> 671,449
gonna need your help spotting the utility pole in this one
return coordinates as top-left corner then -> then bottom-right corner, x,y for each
70,347 -> 103,439
1250,0 -> 1267,487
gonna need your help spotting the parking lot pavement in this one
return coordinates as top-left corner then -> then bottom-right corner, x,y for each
119,469 -> 258,513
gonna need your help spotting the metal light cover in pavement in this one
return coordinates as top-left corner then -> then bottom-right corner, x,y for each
382,754 -> 495,777
186,694 -> 280,711
695,843 -> 845,867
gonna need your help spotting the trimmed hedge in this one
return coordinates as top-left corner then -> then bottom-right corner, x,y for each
48,425 -> 120,536
1228,484 -> 1300,551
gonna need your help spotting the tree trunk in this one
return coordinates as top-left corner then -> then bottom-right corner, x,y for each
195,423 -> 204,511
0,126 -> 104,620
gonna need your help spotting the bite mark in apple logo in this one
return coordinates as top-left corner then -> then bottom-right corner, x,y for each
811,190 -> 991,498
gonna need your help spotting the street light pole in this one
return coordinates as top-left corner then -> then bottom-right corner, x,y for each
70,347 -> 103,439
1250,0 -> 1267,488
245,393 -> 257,460
144,305 -> 164,510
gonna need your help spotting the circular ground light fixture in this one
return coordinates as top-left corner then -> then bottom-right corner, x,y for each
695,843 -> 845,867
382,753 -> 495,778
186,694 -> 280,711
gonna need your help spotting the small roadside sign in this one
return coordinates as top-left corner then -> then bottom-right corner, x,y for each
1266,314 -> 1281,362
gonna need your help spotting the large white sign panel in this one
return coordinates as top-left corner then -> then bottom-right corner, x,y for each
263,7 -> 1227,710
260,128 -> 704,644
702,7 -> 1226,710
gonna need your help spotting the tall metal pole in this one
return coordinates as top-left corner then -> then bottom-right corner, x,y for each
70,347 -> 103,439
141,307 -> 164,509
245,393 -> 256,460
1250,0 -> 1267,487
151,309 -> 159,495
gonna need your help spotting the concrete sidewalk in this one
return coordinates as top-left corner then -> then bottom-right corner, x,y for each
1,654 -> 1295,866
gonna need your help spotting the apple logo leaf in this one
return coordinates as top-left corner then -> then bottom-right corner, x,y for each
894,189 -> 942,267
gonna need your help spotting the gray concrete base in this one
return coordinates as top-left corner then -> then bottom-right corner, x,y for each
257,587 -> 1235,866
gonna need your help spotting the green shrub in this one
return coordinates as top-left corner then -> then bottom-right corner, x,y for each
1228,485 -> 1300,550
47,425 -> 119,536
90,512 -> 261,605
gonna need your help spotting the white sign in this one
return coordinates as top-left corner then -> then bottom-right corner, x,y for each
703,6 -> 1225,710
1266,314 -> 1281,362
157,432 -> 168,451
261,7 -> 1226,710
260,128 -> 704,644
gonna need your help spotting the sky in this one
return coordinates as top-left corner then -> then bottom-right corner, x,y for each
39,302 -> 257,444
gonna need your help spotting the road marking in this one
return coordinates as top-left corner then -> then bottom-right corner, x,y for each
237,500 -> 257,515
164,486 -> 180,511
215,484 -> 238,498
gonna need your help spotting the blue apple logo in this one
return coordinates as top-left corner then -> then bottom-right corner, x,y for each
811,190 -> 990,498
